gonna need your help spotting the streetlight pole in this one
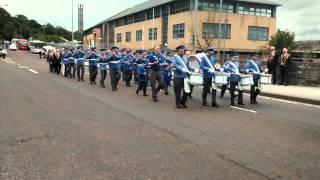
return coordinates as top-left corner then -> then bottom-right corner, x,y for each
217,0 -> 223,63
71,0 -> 74,41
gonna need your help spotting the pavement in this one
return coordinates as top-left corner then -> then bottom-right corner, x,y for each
0,50 -> 320,180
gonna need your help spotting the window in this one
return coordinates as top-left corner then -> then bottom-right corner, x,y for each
173,23 -> 185,39
147,8 -> 161,19
149,28 -> 157,40
134,12 -> 145,23
248,26 -> 269,41
117,33 -> 121,43
198,0 -> 234,13
171,0 -> 190,14
238,5 -> 273,17
136,30 -> 143,41
202,23 -> 231,39
116,19 -> 124,27
124,16 -> 133,25
125,32 -> 131,42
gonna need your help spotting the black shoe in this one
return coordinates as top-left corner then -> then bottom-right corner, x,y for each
143,94 -> 148,96
188,95 -> 193,99
238,102 -> 245,106
81,79 -> 84,81
153,97 -> 159,102
211,103 -> 219,107
182,104 -> 188,108
136,89 -> 139,94
202,102 -> 209,106
93,81 -> 96,85
165,92 -> 169,95
90,81 -> 93,85
78,79 -> 80,81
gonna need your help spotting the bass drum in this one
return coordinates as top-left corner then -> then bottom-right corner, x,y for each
189,73 -> 203,86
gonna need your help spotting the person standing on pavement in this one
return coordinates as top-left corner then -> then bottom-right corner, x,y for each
267,46 -> 278,85
47,50 -> 54,72
123,50 -> 134,87
171,45 -> 191,109
87,47 -> 99,85
148,45 -> 165,102
98,48 -> 108,88
108,46 -> 122,91
220,52 -> 245,106
200,48 -> 219,107
75,47 -> 86,81
245,53 -> 263,104
67,48 -> 76,79
279,48 -> 291,86
53,49 -> 61,74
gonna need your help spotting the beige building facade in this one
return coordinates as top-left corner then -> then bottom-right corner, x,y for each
83,0 -> 280,52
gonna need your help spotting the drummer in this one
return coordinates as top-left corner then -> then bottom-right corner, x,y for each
200,47 -> 218,107
245,53 -> 263,104
220,52 -> 245,106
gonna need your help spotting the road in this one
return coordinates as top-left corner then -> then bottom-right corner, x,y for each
1,51 -> 320,180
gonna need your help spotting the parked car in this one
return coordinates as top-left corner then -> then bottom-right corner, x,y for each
9,43 -> 17,51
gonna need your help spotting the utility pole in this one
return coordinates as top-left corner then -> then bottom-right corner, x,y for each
71,0 -> 74,41
217,0 -> 223,63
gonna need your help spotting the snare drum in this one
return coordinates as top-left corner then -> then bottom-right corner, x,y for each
188,73 -> 203,86
240,74 -> 252,86
260,74 -> 272,84
214,72 -> 228,85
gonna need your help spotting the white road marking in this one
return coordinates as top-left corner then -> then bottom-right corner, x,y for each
259,95 -> 320,109
230,106 -> 258,114
28,69 -> 39,74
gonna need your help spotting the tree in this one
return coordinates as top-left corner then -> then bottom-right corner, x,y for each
269,29 -> 296,53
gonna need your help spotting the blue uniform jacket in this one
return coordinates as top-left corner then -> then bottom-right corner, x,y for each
137,66 -> 148,82
61,52 -> 69,64
98,55 -> 108,70
108,55 -> 121,70
123,55 -> 134,71
221,61 -> 241,83
75,51 -> 86,65
245,59 -> 262,81
148,51 -> 164,72
200,55 -> 216,79
171,54 -> 190,79
87,52 -> 99,67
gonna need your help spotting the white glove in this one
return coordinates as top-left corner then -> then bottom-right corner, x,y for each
209,69 -> 215,73
182,68 -> 189,73
264,68 -> 269,73
246,69 -> 250,73
220,68 -> 224,72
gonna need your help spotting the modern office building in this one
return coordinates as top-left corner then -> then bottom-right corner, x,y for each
83,0 -> 281,52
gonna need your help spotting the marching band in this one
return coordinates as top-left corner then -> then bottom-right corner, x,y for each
46,44 -> 273,109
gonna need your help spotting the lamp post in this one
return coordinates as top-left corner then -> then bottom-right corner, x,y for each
217,0 -> 223,63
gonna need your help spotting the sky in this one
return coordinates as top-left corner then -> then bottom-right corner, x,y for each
1,0 -> 320,40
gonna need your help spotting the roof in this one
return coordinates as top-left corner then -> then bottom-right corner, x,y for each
84,0 -> 281,31
237,0 -> 281,6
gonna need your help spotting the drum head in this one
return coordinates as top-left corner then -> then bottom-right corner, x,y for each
189,55 -> 201,72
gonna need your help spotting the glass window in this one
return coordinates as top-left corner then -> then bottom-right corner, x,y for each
147,7 -> 160,20
173,23 -> 185,39
124,16 -> 133,25
202,23 -> 231,39
267,9 -> 272,17
171,0 -> 190,14
149,28 -> 157,40
136,30 -> 143,41
134,12 -> 145,23
125,32 -> 131,42
248,26 -> 269,41
117,33 -> 121,43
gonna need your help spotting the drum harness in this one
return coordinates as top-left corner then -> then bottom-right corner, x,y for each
203,55 -> 218,90
174,54 -> 192,93
249,60 -> 262,90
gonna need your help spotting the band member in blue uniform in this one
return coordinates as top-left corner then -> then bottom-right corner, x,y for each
75,47 -> 86,81
67,48 -> 76,79
245,53 -> 262,104
98,48 -> 108,88
61,48 -> 69,77
123,50 -> 134,87
136,51 -> 149,96
133,51 -> 140,84
171,45 -> 191,109
148,45 -> 164,102
108,46 -> 122,91
87,47 -> 99,85
120,48 -> 127,82
200,48 -> 218,107
220,52 -> 245,106
161,52 -> 172,95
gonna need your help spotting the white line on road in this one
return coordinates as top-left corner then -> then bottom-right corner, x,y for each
259,96 -> 320,109
230,106 -> 258,114
28,69 -> 39,74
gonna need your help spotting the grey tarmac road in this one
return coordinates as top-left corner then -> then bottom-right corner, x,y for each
0,51 -> 319,180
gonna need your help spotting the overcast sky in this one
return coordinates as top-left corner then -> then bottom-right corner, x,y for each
2,0 -> 320,40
